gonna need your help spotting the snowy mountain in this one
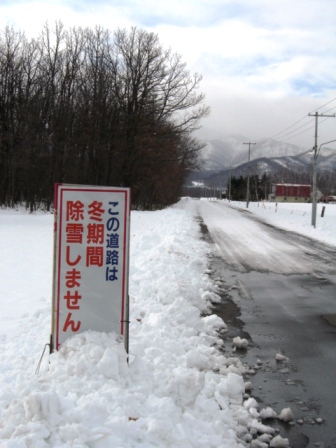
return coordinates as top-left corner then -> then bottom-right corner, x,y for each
192,128 -> 336,186
198,134 -> 308,171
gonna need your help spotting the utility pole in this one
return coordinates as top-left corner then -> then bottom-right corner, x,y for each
228,166 -> 232,202
244,142 -> 256,208
308,112 -> 335,228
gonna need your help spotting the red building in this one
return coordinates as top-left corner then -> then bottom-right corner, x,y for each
269,184 -> 311,203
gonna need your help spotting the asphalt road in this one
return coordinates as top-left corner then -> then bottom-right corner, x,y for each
194,200 -> 336,448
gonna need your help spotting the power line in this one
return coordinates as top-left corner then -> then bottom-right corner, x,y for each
310,97 -> 336,114
266,97 -> 336,143
278,126 -> 315,142
320,105 -> 336,115
268,115 -> 308,140
276,115 -> 334,145
275,120 -> 315,141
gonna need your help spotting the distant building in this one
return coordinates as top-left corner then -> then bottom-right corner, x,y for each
268,183 -> 311,203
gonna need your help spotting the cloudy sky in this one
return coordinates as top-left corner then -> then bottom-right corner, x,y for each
1,0 -> 336,149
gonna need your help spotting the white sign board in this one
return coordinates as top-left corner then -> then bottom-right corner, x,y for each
51,184 -> 131,351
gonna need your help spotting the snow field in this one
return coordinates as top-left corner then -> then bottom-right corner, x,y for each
231,200 -> 336,247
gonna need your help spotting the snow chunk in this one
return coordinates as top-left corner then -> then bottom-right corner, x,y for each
258,433 -> 273,443
275,353 -> 289,362
249,407 -> 260,418
244,397 -> 259,410
251,439 -> 268,448
278,407 -> 294,422
260,407 -> 277,420
201,291 -> 222,304
248,419 -> 275,435
202,313 -> 227,331
270,435 -> 290,447
224,372 -> 245,403
232,336 -> 249,349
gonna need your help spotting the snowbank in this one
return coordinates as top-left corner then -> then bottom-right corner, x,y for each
0,203 -> 269,447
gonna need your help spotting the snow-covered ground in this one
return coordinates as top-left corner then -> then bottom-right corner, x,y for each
1,199 -> 335,447
230,200 -> 336,248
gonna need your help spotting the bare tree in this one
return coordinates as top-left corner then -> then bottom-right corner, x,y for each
0,23 -> 209,210
109,27 -> 209,207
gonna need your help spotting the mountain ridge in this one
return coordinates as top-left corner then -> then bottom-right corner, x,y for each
190,128 -> 336,189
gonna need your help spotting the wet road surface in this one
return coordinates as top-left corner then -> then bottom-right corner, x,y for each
195,201 -> 336,448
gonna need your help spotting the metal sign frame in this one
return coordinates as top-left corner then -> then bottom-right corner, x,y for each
51,184 -> 131,353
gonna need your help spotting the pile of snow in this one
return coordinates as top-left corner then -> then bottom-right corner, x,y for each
0,203 -> 276,448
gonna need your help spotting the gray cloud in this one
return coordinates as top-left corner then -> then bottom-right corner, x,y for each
0,0 -> 335,148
